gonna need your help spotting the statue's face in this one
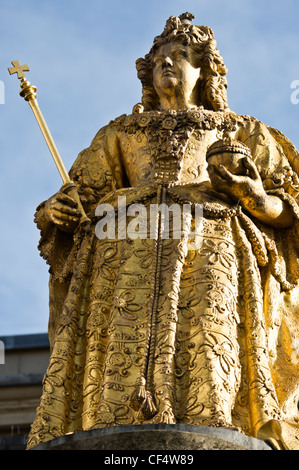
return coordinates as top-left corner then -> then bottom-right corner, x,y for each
152,42 -> 201,106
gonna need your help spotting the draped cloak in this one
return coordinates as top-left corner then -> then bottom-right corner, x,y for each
27,108 -> 299,450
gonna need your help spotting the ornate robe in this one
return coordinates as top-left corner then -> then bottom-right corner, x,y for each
27,108 -> 299,449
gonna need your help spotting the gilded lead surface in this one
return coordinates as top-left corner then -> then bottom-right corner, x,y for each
26,13 -> 299,450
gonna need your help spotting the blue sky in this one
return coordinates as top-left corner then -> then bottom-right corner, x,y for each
1,0 -> 299,335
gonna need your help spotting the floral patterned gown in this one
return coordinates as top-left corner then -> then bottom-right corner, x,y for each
27,108 -> 299,449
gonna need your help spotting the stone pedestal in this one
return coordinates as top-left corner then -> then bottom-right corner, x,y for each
31,424 -> 272,450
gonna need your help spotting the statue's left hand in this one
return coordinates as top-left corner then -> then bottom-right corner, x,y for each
208,156 -> 294,227
208,156 -> 266,208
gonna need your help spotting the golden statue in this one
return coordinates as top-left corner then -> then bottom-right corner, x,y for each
23,13 -> 299,450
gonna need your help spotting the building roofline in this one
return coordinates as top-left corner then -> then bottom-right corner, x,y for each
0,333 -> 49,350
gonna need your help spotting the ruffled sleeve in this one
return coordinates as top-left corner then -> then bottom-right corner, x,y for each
34,119 -> 128,279
234,117 -> 299,289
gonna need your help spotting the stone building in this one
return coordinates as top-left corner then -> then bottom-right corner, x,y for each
0,333 -> 50,450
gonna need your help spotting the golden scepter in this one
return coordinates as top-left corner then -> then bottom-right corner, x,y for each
8,60 -> 90,229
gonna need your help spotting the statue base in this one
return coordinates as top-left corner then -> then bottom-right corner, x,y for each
31,424 -> 272,450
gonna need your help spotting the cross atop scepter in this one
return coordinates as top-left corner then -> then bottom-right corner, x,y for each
8,59 -> 36,102
8,60 -> 29,80
8,59 -> 90,229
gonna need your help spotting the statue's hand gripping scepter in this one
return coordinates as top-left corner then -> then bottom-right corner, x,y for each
8,60 -> 90,230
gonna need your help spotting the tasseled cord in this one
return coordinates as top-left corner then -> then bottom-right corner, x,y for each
129,376 -> 157,420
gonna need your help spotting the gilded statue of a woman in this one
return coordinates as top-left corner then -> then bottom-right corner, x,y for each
27,13 -> 299,450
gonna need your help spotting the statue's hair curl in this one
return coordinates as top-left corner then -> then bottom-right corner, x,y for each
135,13 -> 229,112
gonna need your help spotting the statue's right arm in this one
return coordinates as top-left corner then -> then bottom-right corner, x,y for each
39,118 -> 127,234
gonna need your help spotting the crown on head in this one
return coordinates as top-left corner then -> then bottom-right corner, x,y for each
179,12 -> 195,24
